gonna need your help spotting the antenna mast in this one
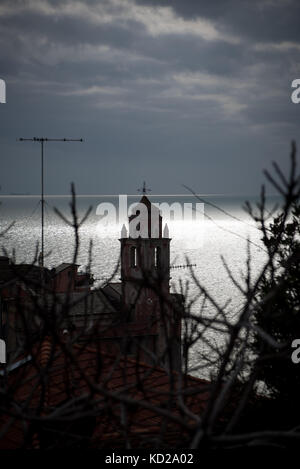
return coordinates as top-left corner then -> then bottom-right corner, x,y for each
18,137 -> 83,268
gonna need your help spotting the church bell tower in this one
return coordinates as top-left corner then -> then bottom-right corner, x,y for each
120,192 -> 171,320
119,183 -> 181,371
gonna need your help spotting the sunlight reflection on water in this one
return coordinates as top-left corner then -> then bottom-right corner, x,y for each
1,196 -> 269,377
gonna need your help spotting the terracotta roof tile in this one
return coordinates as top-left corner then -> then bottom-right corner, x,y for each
0,342 -> 210,448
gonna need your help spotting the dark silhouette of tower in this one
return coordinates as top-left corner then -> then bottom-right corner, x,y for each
120,194 -> 182,371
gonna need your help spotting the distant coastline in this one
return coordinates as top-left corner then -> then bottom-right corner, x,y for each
9,192 -> 31,196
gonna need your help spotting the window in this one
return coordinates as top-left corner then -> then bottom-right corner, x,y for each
154,246 -> 161,268
130,246 -> 138,267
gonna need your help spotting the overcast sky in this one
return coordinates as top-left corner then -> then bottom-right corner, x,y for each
0,0 -> 299,195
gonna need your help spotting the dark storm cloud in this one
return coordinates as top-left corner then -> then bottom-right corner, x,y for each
1,11 -> 144,48
135,0 -> 300,43
0,0 -> 299,195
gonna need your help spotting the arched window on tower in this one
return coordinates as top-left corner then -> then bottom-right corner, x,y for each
130,246 -> 138,267
154,246 -> 161,268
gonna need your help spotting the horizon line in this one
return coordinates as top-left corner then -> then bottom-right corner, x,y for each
0,193 -> 279,198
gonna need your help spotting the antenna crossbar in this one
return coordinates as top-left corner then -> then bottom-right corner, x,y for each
18,137 -> 83,268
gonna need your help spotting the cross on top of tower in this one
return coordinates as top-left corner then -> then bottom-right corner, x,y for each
137,181 -> 151,195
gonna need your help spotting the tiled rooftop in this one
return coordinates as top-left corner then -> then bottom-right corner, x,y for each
0,340 -> 210,448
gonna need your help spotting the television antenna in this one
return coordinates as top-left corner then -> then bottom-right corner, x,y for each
18,137 -> 83,268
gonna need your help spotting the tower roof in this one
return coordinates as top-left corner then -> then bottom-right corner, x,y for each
138,195 -> 153,208
129,195 -> 162,238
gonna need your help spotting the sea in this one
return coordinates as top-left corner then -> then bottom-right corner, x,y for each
0,194 -> 279,377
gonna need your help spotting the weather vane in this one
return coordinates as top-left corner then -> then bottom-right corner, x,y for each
137,181 -> 151,195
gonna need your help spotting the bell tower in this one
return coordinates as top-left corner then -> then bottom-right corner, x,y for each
119,184 -> 181,372
120,194 -> 171,317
